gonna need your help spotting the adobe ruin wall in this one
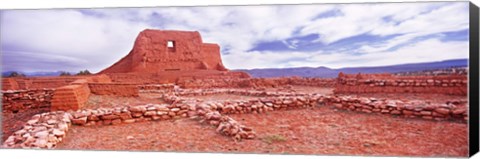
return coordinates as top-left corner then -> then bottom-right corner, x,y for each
50,80 -> 91,111
1,77 -> 83,91
88,83 -> 139,97
177,77 -> 336,89
105,71 -> 249,84
334,73 -> 467,95
99,29 -> 228,73
1,89 -> 54,113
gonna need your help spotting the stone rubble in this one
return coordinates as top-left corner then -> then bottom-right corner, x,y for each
2,111 -> 71,149
1,89 -> 54,113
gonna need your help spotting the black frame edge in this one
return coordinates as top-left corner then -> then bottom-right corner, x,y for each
469,1 -> 480,157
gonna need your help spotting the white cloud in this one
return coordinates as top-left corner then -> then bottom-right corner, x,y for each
1,9 -> 151,72
299,2 -> 468,45
0,2 -> 470,72
223,51 -> 313,69
295,38 -> 468,69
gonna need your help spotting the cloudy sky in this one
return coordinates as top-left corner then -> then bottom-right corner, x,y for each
0,2 -> 470,73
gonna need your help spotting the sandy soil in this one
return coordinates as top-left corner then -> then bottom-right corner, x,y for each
184,94 -> 259,101
84,93 -> 167,109
182,86 -> 334,102
267,86 -> 334,95
56,106 -> 468,157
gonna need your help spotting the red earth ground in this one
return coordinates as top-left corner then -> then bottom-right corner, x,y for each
55,106 -> 467,157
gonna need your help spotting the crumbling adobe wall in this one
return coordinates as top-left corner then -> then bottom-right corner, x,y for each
138,84 -> 178,93
105,70 -> 250,84
289,77 -> 336,87
2,77 -> 84,90
29,77 -> 81,89
201,43 -> 227,71
51,79 -> 91,111
334,73 -> 467,95
84,74 -> 112,83
2,78 -> 20,90
177,77 -> 336,89
88,83 -> 139,97
99,29 -> 227,73
1,89 -> 54,113
2,78 -> 31,90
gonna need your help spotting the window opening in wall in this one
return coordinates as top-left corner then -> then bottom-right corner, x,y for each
167,40 -> 176,52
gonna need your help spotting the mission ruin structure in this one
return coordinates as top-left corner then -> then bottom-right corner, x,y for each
1,29 -> 469,154
100,29 -> 228,73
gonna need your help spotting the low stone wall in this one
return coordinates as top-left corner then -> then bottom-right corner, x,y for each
68,103 -> 192,126
2,111 -> 72,148
289,77 -> 336,87
66,102 -> 256,141
51,80 -> 91,111
177,77 -> 336,89
88,83 -> 139,97
174,88 -> 308,97
163,89 -> 468,122
138,84 -> 178,93
195,107 -> 256,141
334,73 -> 467,95
176,78 -> 251,88
326,96 -> 467,121
1,89 -> 54,113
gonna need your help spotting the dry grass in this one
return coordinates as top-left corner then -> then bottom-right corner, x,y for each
261,134 -> 287,144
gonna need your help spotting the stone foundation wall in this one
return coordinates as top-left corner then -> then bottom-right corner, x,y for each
162,89 -> 468,121
137,84 -> 178,93
68,103 -> 188,126
326,96 -> 467,121
1,89 -> 54,113
88,83 -> 139,97
289,77 -> 336,87
334,73 -> 467,95
177,77 -> 336,89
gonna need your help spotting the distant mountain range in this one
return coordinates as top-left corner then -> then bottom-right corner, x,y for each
1,71 -> 72,77
1,59 -> 468,78
236,59 -> 468,78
